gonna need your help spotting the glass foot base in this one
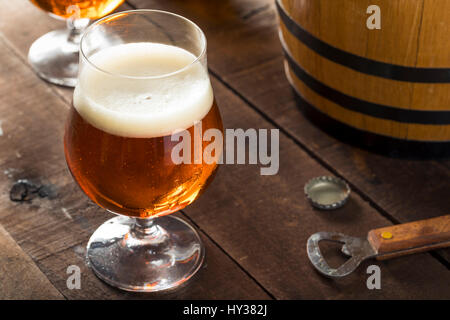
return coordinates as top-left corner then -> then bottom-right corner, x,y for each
86,215 -> 205,292
28,29 -> 79,87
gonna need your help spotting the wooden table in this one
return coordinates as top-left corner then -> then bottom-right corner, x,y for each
0,0 -> 449,300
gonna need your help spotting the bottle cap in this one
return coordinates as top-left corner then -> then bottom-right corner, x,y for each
304,176 -> 350,210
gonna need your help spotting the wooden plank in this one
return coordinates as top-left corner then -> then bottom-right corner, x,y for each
417,0 -> 450,68
0,30 -> 270,300
0,223 -> 64,299
126,0 -> 450,261
37,231 -> 271,300
126,0 -> 279,75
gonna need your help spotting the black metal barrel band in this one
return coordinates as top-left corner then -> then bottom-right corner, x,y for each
281,42 -> 450,125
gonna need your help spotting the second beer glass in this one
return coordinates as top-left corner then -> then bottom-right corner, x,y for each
28,0 -> 125,86
64,10 -> 223,292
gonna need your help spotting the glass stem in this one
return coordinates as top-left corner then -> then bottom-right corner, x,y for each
132,218 -> 159,239
66,17 -> 90,48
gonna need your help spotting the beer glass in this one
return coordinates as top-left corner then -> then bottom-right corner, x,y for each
28,0 -> 125,87
64,10 -> 223,292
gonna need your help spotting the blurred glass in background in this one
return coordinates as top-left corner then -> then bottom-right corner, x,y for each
28,0 -> 125,87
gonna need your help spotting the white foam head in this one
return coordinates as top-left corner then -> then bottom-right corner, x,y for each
74,42 -> 214,138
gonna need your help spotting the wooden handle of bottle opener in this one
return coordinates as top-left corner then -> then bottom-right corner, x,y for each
367,215 -> 450,260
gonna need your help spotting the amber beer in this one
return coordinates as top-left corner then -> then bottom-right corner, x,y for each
30,0 -> 124,19
64,42 -> 223,218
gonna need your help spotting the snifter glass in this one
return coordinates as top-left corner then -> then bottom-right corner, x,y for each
28,0 -> 125,87
64,10 -> 223,292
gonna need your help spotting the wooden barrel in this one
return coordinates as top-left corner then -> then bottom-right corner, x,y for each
276,0 -> 450,156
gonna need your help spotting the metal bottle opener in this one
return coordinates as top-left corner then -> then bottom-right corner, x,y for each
307,215 -> 450,278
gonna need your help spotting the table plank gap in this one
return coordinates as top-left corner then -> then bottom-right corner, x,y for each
0,223 -> 65,299
180,210 -> 277,300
